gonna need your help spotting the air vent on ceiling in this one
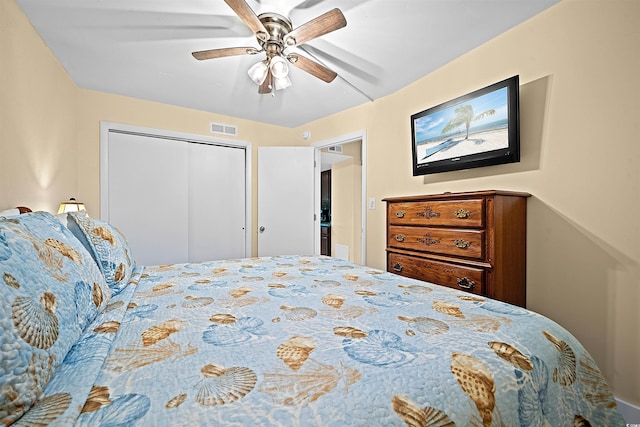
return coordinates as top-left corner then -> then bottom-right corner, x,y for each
210,122 -> 238,137
327,145 -> 343,153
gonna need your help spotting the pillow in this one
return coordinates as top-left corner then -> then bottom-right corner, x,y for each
0,208 -> 20,217
0,211 -> 111,424
67,212 -> 134,296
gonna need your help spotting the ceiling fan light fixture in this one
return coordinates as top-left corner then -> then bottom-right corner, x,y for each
248,60 -> 268,85
193,1 -> 347,94
273,75 -> 292,91
269,56 -> 289,79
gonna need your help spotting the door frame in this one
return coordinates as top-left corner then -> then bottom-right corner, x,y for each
99,121 -> 253,258
312,130 -> 367,264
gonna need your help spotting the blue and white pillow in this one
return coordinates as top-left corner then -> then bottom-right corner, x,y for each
0,211 -> 111,424
67,213 -> 135,296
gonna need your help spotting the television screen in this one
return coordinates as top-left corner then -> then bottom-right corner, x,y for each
411,75 -> 520,176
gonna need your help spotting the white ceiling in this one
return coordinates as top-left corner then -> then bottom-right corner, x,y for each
16,0 -> 558,128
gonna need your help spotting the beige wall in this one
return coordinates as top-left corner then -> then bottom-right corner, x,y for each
295,0 -> 640,406
1,0 -> 78,213
3,0 -> 638,407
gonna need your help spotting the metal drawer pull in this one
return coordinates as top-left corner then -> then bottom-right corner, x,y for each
395,210 -> 406,218
454,209 -> 471,219
417,207 -> 440,219
457,277 -> 475,290
394,234 -> 405,242
454,239 -> 471,249
392,262 -> 404,273
418,235 -> 440,246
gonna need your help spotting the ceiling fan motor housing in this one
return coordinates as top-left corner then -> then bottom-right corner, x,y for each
257,13 -> 292,58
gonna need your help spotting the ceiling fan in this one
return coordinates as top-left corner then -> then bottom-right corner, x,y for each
192,0 -> 346,94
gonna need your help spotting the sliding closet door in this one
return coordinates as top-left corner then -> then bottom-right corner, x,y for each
188,143 -> 245,262
105,130 -> 247,266
107,133 -> 189,265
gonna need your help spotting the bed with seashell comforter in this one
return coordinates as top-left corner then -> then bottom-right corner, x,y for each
0,211 -> 626,426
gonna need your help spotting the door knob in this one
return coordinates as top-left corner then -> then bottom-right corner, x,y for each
259,226 -> 265,233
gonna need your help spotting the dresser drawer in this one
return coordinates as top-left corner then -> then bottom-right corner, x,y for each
388,252 -> 485,296
388,225 -> 484,260
388,199 -> 485,227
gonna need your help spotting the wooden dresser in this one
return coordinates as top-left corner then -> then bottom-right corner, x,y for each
383,190 -> 530,307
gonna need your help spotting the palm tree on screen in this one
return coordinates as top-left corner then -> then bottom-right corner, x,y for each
442,105 -> 495,140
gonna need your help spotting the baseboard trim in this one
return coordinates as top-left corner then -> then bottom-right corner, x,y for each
617,397 -> 640,423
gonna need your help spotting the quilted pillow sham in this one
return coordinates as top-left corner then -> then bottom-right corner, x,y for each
0,208 -> 20,217
67,212 -> 134,296
0,211 -> 111,425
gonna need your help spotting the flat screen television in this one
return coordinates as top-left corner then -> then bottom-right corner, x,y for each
411,75 -> 520,176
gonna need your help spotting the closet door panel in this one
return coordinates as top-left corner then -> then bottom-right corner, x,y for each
107,132 -> 189,265
188,143 -> 246,262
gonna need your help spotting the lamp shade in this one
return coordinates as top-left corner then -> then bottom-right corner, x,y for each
248,61 -> 268,85
57,198 -> 86,214
273,75 -> 292,91
269,56 -> 289,79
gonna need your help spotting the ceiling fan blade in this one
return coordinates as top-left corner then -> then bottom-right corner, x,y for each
224,0 -> 269,41
299,43 -> 379,83
288,54 -> 337,83
192,47 -> 258,60
284,8 -> 346,46
297,46 -> 373,101
258,69 -> 273,94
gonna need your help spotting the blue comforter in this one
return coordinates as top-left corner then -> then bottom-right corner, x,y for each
33,255 -> 624,426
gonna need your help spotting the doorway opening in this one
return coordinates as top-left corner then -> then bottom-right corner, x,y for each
313,131 -> 367,265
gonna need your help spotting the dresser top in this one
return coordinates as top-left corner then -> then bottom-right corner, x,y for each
382,190 -> 531,203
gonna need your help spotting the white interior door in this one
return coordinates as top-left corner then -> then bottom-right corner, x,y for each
258,147 -> 315,257
188,143 -> 246,262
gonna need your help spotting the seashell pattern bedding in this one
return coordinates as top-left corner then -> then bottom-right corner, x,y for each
1,212 -> 626,426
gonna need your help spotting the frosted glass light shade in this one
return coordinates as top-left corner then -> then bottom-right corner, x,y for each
273,75 -> 292,91
248,61 -> 268,85
269,56 -> 289,79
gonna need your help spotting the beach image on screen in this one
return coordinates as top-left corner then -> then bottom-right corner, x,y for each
414,87 -> 509,165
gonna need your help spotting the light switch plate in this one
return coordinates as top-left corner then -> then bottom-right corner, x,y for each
368,198 -> 376,210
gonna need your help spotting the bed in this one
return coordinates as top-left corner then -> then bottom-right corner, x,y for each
1,210 -> 625,426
